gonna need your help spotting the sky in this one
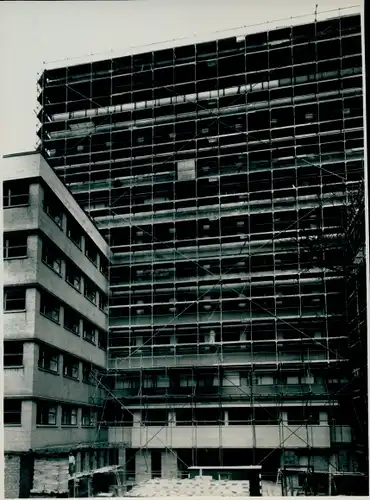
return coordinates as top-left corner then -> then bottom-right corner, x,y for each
0,0 -> 361,156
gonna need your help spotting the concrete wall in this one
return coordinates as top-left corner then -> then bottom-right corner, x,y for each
135,450 -> 152,483
4,401 -> 34,452
4,455 -> 21,498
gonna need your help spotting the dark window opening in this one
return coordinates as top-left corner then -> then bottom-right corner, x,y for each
98,330 -> 107,350
67,218 -> 82,248
83,320 -> 96,344
62,405 -> 78,426
42,240 -> 62,275
65,261 -> 82,291
82,408 -> 96,427
63,355 -> 79,379
3,341 -> 23,367
83,363 -> 95,384
64,306 -> 81,335
43,190 -> 63,227
40,292 -> 60,322
85,238 -> 98,265
38,347 -> 59,373
37,403 -> 57,425
84,278 -> 97,304
4,399 -> 22,425
99,293 -> 108,312
3,180 -> 29,207
4,288 -> 26,311
3,233 -> 28,259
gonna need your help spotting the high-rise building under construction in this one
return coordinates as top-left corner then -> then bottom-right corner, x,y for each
36,10 -> 367,495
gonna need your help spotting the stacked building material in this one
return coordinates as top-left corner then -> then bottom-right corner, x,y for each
125,477 -> 250,497
31,458 -> 69,496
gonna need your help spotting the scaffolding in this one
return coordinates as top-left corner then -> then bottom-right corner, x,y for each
37,9 -> 366,496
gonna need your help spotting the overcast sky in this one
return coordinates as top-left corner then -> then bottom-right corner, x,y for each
0,0 -> 360,155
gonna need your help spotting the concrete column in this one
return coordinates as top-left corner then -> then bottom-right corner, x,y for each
133,411 -> 141,427
319,412 -> 328,425
135,450 -> 152,483
280,411 -> 288,424
161,450 -> 178,479
98,450 -> 105,468
168,411 -> 176,427
76,452 -> 82,473
118,447 -> 126,466
224,410 -> 229,426
92,450 -> 98,470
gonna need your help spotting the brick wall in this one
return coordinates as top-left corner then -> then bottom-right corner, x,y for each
5,454 -> 21,498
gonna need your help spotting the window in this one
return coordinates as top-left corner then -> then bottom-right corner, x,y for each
65,261 -> 82,291
62,406 -> 78,426
3,233 -> 28,259
64,306 -> 81,335
63,355 -> 79,379
100,256 -> 109,278
99,293 -> 108,312
42,241 -> 62,275
4,288 -> 26,311
81,408 -> 96,427
84,278 -> 97,304
83,320 -> 96,344
43,191 -> 63,227
3,341 -> 23,367
40,293 -> 60,323
3,180 -> 29,207
38,347 -> 59,373
4,399 -> 22,425
37,403 -> 57,425
98,330 -> 107,350
85,238 -> 98,265
66,218 -> 82,248
83,363 -> 95,384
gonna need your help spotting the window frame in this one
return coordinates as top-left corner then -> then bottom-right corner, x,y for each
40,293 -> 61,323
3,341 -> 23,367
4,288 -> 26,312
43,191 -> 64,228
3,233 -> 28,259
61,406 -> 78,426
65,261 -> 82,291
36,403 -> 58,426
66,218 -> 82,249
63,306 -> 81,335
38,347 -> 59,373
84,278 -> 97,304
83,320 -> 96,344
63,355 -> 80,380
4,399 -> 22,426
81,408 -> 96,427
85,238 -> 98,266
98,292 -> 108,313
82,363 -> 95,385
3,181 -> 29,208
42,241 -> 62,275
98,330 -> 107,350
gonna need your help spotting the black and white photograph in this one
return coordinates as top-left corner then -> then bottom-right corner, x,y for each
1,0 -> 368,497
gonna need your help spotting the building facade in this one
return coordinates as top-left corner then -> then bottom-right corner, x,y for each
35,11 -> 366,495
2,152 -> 115,497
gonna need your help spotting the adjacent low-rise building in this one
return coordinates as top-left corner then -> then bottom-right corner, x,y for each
2,152 -> 115,498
